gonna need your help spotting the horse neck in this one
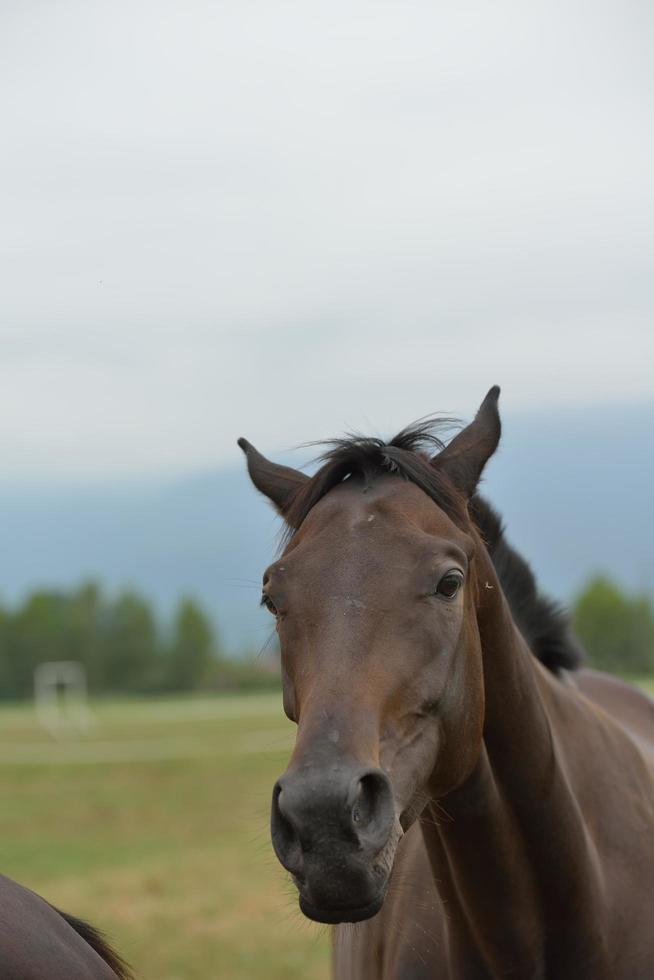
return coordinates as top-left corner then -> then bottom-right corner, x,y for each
422,541 -> 610,979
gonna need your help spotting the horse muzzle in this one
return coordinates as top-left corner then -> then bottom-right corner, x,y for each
271,763 -> 398,923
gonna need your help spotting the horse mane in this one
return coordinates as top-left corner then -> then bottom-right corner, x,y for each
55,908 -> 133,980
283,417 -> 583,675
469,495 -> 584,673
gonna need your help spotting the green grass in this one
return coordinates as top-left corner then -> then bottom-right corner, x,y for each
2,679 -> 652,979
0,692 -> 330,980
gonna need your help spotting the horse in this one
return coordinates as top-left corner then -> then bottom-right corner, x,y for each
0,874 -> 130,979
238,386 -> 654,979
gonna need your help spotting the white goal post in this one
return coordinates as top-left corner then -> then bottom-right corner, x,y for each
33,661 -> 92,736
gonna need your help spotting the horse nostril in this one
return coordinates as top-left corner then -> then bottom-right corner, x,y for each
348,771 -> 395,852
271,782 -> 303,877
351,777 -> 374,828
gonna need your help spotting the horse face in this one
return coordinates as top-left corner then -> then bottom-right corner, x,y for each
264,476 -> 485,923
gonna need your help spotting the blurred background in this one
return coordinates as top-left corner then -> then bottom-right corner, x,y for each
1,1 -> 653,978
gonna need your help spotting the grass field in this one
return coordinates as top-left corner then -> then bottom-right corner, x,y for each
1,681 -> 652,980
0,692 -> 330,980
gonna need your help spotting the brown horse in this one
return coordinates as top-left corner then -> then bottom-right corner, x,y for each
0,874 -> 130,979
239,387 -> 654,979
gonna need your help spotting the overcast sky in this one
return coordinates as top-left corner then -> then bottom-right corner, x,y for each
1,0 -> 653,481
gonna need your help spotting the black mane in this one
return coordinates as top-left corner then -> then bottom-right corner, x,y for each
55,909 -> 133,980
470,495 -> 583,673
284,418 -> 583,675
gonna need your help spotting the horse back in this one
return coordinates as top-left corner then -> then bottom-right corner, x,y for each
0,874 -> 125,980
573,668 -> 654,763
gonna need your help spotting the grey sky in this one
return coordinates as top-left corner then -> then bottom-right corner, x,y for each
2,0 -> 653,479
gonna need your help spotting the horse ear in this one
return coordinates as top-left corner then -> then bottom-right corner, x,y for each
237,438 -> 309,516
433,386 -> 501,498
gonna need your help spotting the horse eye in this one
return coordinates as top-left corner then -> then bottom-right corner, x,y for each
261,593 -> 278,616
436,571 -> 463,599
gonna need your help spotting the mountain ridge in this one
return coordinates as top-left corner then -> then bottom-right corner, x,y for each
1,405 -> 651,652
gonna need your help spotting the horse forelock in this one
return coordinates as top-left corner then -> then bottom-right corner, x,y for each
281,416 -> 468,546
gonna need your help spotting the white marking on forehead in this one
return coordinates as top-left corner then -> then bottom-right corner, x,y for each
328,730 -> 340,744
367,515 -> 375,522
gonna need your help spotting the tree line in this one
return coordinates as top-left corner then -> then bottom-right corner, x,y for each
573,575 -> 654,676
0,575 -> 651,701
0,582 -> 277,701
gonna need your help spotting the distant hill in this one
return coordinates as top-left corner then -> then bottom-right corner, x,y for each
0,404 -> 652,653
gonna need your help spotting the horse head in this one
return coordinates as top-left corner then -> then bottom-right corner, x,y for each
239,387 -> 500,923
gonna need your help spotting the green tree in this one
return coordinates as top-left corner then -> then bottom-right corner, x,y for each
573,576 -> 654,676
167,598 -> 215,691
101,590 -> 161,692
0,582 -> 236,700
61,581 -> 104,691
5,591 -> 70,698
0,602 -> 13,697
